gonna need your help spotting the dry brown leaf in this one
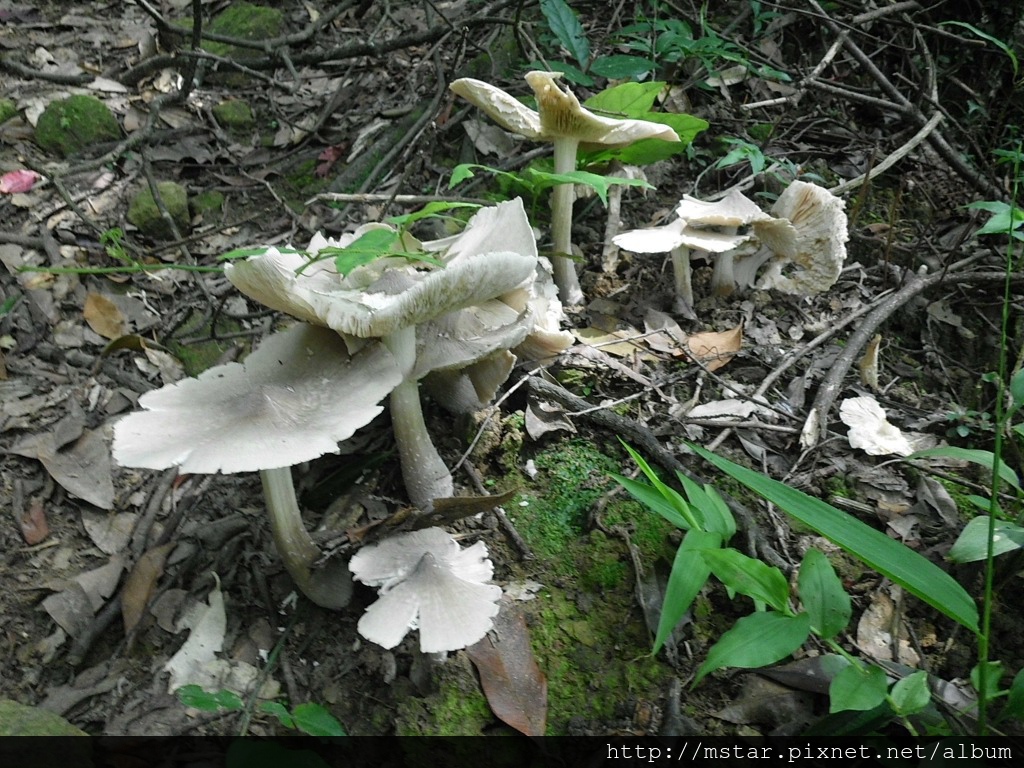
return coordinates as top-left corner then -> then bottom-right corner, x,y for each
20,497 -> 49,545
859,333 -> 881,390
686,325 -> 742,372
83,292 -> 127,340
122,542 -> 174,637
466,601 -> 547,736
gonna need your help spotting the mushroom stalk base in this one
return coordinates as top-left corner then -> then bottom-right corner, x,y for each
260,467 -> 352,609
551,138 -> 585,305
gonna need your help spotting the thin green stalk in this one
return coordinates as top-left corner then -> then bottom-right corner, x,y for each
977,147 -> 1022,734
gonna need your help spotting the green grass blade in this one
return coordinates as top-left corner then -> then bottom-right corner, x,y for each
690,444 -> 979,633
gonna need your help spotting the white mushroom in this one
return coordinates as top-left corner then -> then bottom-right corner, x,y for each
226,200 -> 541,508
755,180 -> 849,295
674,188 -> 777,298
113,324 -> 405,609
349,527 -> 501,653
450,71 -> 680,305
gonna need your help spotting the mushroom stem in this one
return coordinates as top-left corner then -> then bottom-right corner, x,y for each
260,467 -> 352,609
709,226 -> 741,297
550,137 -> 585,305
384,326 -> 454,509
670,245 -> 695,314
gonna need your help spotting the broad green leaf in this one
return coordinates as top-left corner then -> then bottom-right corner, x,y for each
701,548 -> 790,612
387,201 -> 480,227
589,55 -> 654,79
291,702 -> 348,736
889,671 -> 931,716
539,0 -> 590,68
524,168 -> 652,203
611,473 -> 691,530
690,443 -> 980,633
695,611 -> 810,683
908,446 -> 1020,489
259,700 -> 294,728
655,529 -> 719,653
998,668 -> 1024,723
584,81 -> 666,117
971,660 -> 1005,703
798,548 -> 851,640
949,516 -> 1024,562
176,685 -> 243,711
829,663 -> 888,712
1010,368 -> 1024,416
323,228 -> 400,276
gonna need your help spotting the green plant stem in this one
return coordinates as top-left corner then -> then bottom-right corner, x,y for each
978,199 -> 1021,736
21,263 -> 223,274
551,137 -> 585,304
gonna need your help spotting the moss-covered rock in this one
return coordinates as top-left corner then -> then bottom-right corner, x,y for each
127,181 -> 190,240
0,98 -> 18,125
35,94 -> 120,157
0,698 -> 89,736
212,99 -> 254,133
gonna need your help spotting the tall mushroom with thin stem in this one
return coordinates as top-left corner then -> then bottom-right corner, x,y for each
226,199 -> 540,508
450,71 -> 680,305
114,324 -> 405,608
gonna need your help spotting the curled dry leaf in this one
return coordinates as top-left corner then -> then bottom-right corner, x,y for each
466,601 -> 548,737
83,292 -> 127,340
122,542 -> 174,637
20,497 -> 49,545
686,325 -> 742,372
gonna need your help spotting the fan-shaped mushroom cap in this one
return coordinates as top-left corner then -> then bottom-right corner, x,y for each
675,187 -> 772,228
613,217 -> 753,255
449,72 -> 680,147
350,527 -> 501,653
113,324 -> 403,474
757,180 -> 849,295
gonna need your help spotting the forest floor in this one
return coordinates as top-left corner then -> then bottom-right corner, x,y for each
1,0 -> 1023,739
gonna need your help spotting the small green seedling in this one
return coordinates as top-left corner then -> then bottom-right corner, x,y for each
177,684 -> 347,736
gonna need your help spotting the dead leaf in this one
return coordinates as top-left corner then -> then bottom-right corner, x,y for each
524,399 -> 576,439
82,510 -> 137,554
84,292 -> 127,340
715,674 -> 814,731
855,586 -> 919,666
122,542 -> 174,636
20,497 -> 48,545
466,601 -> 547,737
42,583 -> 94,638
40,429 -> 116,509
0,169 -> 42,194
686,325 -> 741,371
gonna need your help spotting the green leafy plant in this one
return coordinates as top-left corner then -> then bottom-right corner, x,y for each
177,685 -> 347,736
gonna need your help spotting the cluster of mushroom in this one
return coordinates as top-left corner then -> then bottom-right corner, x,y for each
114,199 -> 568,650
613,182 -> 849,314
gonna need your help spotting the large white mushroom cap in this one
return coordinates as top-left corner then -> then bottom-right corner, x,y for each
349,527 -> 502,653
113,324 -> 403,474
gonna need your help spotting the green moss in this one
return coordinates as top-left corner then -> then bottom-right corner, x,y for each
190,190 -> 224,219
127,181 -> 190,241
212,99 -> 254,131
35,94 -> 119,157
207,3 -> 281,52
525,588 -> 665,732
281,157 -> 330,211
0,699 -> 89,737
166,314 -> 242,376
0,98 -> 17,125
394,657 -> 492,735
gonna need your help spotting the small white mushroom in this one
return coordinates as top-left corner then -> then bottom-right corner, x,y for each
113,324 -> 405,608
674,188 -> 776,298
349,527 -> 502,653
755,180 -> 849,295
450,71 -> 680,305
